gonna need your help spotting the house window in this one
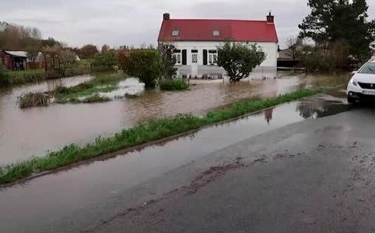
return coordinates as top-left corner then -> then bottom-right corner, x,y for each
213,30 -> 220,36
209,54 -> 218,64
208,50 -> 217,64
173,49 -> 182,65
192,54 -> 198,63
174,54 -> 181,64
172,29 -> 179,36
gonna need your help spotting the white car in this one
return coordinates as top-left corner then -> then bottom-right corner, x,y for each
347,60 -> 375,103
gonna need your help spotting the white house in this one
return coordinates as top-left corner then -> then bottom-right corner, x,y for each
157,12 -> 279,79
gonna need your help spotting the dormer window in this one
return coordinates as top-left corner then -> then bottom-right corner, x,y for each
172,29 -> 179,36
213,30 -> 220,36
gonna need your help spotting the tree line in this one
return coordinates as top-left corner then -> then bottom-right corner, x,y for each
0,21 -> 63,55
287,0 -> 375,72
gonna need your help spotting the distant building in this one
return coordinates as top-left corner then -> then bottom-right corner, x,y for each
277,48 -> 301,68
0,50 -> 28,70
157,12 -> 279,79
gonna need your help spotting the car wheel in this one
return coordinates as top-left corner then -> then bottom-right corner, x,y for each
347,96 -> 356,104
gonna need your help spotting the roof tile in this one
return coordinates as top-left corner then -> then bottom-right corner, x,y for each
158,19 -> 278,43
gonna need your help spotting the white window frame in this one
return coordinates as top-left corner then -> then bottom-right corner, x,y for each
173,52 -> 181,65
192,54 -> 198,63
208,50 -> 218,65
176,54 -> 181,65
213,30 -> 220,36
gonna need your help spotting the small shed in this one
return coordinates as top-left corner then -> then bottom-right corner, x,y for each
0,50 -> 28,70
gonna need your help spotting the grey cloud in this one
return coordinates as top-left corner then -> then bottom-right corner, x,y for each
0,0 -> 374,48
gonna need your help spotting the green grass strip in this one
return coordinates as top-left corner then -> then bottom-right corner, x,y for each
0,88 -> 323,185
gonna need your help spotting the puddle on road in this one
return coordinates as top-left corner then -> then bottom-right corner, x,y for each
297,94 -> 351,119
0,94 -> 352,233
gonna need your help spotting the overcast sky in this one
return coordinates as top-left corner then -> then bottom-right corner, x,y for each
1,0 -> 375,49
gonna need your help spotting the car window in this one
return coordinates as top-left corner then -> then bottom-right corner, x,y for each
358,63 -> 375,74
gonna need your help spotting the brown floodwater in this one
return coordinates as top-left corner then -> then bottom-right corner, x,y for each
0,72 -> 349,165
0,93 -> 351,233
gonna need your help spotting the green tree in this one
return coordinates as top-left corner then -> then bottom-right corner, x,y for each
299,0 -> 375,59
41,37 -> 61,48
92,51 -> 118,68
216,41 -> 266,82
78,44 -> 99,59
120,49 -> 160,88
158,43 -> 177,80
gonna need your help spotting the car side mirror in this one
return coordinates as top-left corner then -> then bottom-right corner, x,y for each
351,70 -> 358,75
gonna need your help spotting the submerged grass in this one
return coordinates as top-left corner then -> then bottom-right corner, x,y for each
0,88 -> 323,185
54,73 -> 125,103
16,73 -> 125,107
17,92 -> 50,108
82,93 -> 111,103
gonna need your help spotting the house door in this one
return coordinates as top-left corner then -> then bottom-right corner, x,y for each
191,51 -> 198,77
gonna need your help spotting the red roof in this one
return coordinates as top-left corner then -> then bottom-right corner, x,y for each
158,19 -> 278,43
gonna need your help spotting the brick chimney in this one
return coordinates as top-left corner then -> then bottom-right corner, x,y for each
163,13 -> 170,21
266,11 -> 274,24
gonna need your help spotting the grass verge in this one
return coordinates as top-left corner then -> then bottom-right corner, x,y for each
0,88 -> 322,185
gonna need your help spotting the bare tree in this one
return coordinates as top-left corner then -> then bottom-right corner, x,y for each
101,44 -> 110,53
285,36 -> 302,61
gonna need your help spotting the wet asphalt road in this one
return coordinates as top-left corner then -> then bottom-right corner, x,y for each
87,105 -> 375,233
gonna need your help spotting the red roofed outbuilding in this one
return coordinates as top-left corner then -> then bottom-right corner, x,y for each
158,12 -> 279,79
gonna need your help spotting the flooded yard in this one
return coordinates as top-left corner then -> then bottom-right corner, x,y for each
0,72 -> 349,165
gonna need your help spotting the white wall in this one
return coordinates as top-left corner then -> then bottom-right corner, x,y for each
168,41 -> 278,79
171,41 -> 277,67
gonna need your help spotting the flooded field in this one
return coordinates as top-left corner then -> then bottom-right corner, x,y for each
0,92 -> 352,233
0,72 -> 349,165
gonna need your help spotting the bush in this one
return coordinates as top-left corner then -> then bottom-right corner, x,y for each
299,42 -> 351,72
92,51 -> 118,69
159,79 -> 189,91
64,67 -> 90,77
120,49 -> 160,88
91,66 -> 116,73
17,92 -> 50,108
217,40 -> 266,82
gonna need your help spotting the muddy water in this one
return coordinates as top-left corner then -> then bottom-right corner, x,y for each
0,72 -> 349,165
0,94 -> 351,233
